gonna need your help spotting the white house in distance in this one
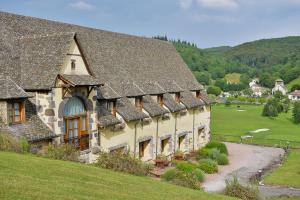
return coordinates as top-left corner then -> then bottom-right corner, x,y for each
272,79 -> 288,95
249,79 -> 265,97
288,90 -> 300,101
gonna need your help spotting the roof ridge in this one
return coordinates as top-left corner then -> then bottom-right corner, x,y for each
17,32 -> 75,40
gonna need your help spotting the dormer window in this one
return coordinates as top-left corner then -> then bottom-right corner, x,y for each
8,101 -> 25,125
107,101 -> 117,117
175,92 -> 181,103
71,59 -> 76,70
157,95 -> 164,106
135,97 -> 143,112
196,91 -> 200,99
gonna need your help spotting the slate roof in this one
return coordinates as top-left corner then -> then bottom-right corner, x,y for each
0,99 -> 56,142
200,91 -> 213,105
290,90 -> 300,96
18,32 -> 75,90
142,95 -> 169,117
97,102 -> 121,127
0,11 -> 203,94
0,76 -> 31,100
59,74 -> 102,86
97,84 -> 121,100
116,97 -> 148,122
180,91 -> 205,109
137,81 -> 166,95
163,93 -> 186,112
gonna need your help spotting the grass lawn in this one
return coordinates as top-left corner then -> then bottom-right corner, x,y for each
264,150 -> 300,188
225,73 -> 241,84
211,104 -> 300,148
287,76 -> 300,91
0,151 -> 235,200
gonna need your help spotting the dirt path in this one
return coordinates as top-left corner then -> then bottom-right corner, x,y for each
202,142 -> 285,192
259,185 -> 300,197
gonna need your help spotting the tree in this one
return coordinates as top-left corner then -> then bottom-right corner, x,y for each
292,102 -> 300,124
291,84 -> 300,92
262,101 -> 278,117
193,71 -> 210,85
207,86 -> 222,96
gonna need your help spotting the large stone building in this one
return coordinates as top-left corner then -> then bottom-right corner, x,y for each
0,12 -> 212,162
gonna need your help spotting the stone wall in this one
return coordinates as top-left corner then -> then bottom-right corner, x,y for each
0,101 -> 7,127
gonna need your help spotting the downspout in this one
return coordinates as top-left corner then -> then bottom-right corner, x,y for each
174,113 -> 177,153
155,117 -> 159,157
192,109 -> 195,151
134,122 -> 137,158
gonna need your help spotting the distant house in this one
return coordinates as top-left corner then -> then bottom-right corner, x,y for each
249,79 -> 264,97
288,90 -> 300,101
272,79 -> 287,95
0,12 -> 212,163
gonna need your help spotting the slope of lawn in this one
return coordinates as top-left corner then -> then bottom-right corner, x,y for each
225,73 -> 241,84
0,151 -> 235,200
264,150 -> 300,188
287,76 -> 300,91
211,104 -> 300,147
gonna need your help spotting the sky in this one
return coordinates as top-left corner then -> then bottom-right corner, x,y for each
1,0 -> 300,48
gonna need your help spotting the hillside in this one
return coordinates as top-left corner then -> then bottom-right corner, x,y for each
170,36 -> 300,91
0,151 -> 234,200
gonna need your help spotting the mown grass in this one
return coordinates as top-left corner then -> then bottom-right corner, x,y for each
0,151 -> 235,200
225,73 -> 241,84
211,104 -> 300,148
264,150 -> 300,188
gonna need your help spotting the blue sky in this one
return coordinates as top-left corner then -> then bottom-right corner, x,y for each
1,0 -> 300,48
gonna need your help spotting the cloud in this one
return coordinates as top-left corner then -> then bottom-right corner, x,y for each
179,0 -> 193,10
69,1 -> 95,10
196,0 -> 239,10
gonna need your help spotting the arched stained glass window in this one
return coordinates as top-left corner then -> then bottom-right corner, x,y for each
63,97 -> 89,150
63,97 -> 86,116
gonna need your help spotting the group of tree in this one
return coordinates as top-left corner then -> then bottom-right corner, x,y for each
262,92 -> 290,117
154,35 -> 300,93
293,102 -> 300,124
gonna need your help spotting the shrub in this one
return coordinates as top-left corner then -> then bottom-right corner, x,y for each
225,176 -> 261,200
0,133 -> 28,153
163,168 -> 202,190
216,153 -> 229,165
293,101 -> 300,124
205,141 -> 228,155
208,148 -> 221,160
192,168 -> 205,182
96,151 -> 153,176
207,86 -> 222,96
196,147 -> 210,160
38,144 -> 80,162
20,138 -> 30,153
175,161 -> 197,173
162,168 -> 177,181
198,159 -> 218,174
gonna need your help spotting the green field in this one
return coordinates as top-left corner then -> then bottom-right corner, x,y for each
264,150 -> 300,188
211,104 -> 300,148
0,151 -> 234,200
225,73 -> 241,84
287,76 -> 300,91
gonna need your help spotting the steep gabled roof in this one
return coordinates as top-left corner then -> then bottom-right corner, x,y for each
163,93 -> 186,112
142,95 -> 169,117
18,32 -> 75,90
137,81 -> 166,95
0,76 -> 30,100
180,91 -> 205,109
200,91 -> 213,105
97,102 -> 121,127
0,11 -> 203,95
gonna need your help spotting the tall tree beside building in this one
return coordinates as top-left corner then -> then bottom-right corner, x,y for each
292,102 -> 300,124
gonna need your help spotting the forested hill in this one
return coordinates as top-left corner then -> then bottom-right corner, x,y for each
154,36 -> 300,91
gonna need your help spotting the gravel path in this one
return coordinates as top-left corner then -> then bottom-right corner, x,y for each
259,185 -> 300,197
202,142 -> 285,192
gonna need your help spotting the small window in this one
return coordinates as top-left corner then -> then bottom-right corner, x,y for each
157,95 -> 164,106
175,92 -> 181,103
71,59 -> 76,70
196,91 -> 200,98
135,97 -> 143,111
106,101 -> 117,116
8,101 -> 24,125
